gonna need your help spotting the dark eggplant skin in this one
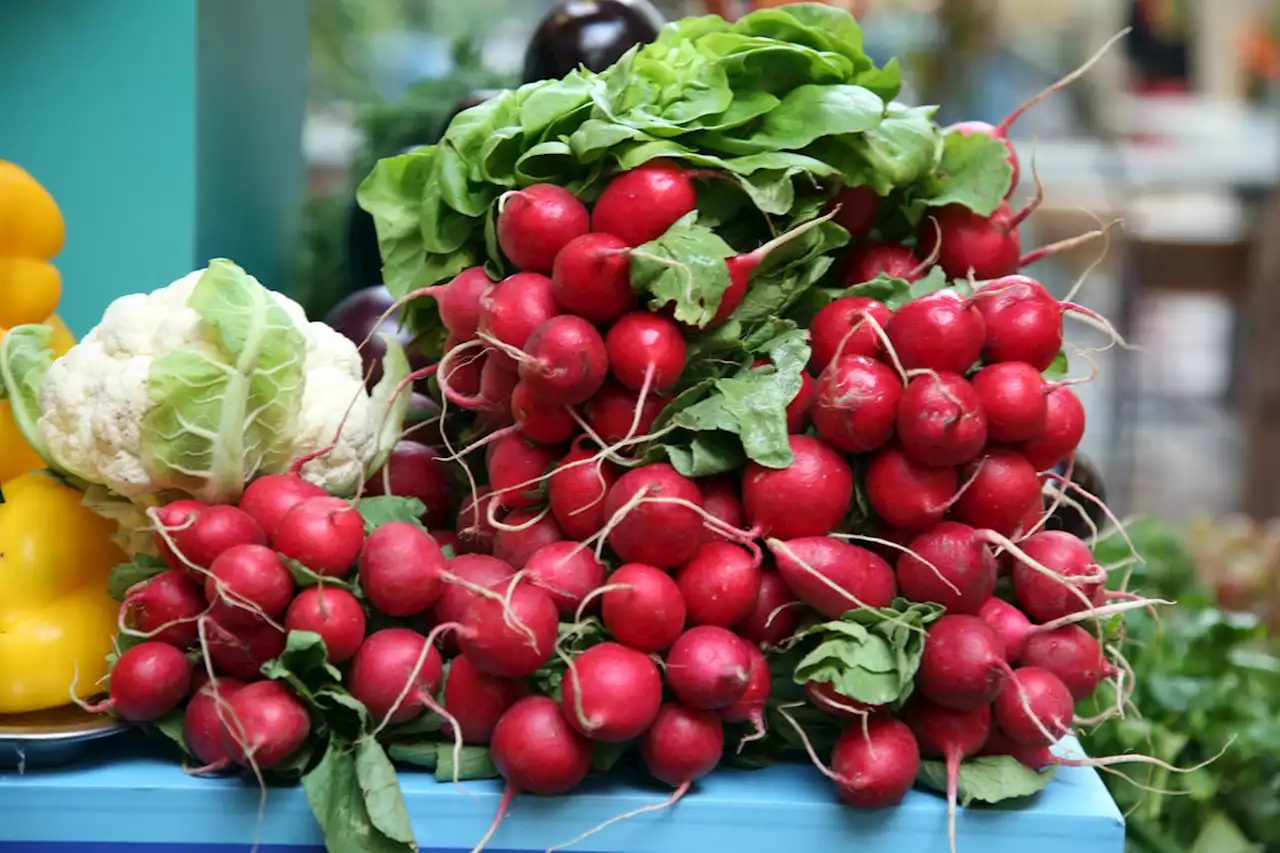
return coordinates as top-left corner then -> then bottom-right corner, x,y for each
523,0 -> 664,83
324,285 -> 434,389
1044,454 -> 1108,540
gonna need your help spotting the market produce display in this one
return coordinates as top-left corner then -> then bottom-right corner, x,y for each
0,6 -> 1191,853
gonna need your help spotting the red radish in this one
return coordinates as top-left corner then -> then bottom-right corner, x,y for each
153,501 -> 266,579
1012,530 -> 1103,622
950,450 -> 1042,536
363,441 -> 457,528
787,370 -> 816,433
601,563 -> 687,652
475,357 -> 521,423
971,362 -> 1049,443
238,475 -> 327,538
348,628 -> 444,724
511,381 -> 576,445
548,439 -> 620,540
827,185 -> 881,237
698,475 -> 747,544
184,677 -> 245,771
223,681 -> 311,770
640,702 -> 724,787
742,435 -> 853,540
456,487 -> 506,554
734,570 -> 801,647
592,160 -> 697,247
767,536 -> 897,618
204,544 -> 294,628
721,645 -> 770,735
676,541 -> 762,627
978,597 -> 1035,662
830,717 -> 921,809
205,615 -> 286,680
993,667 -> 1074,747
1022,625 -> 1117,701
1015,387 -> 1086,471
438,339 -> 487,403
496,184 -> 589,273
284,587 -> 366,663
806,680 -> 885,718
516,315 -> 608,405
842,241 -> 925,285
603,463 -> 704,569
897,522 -> 996,615
561,642 -> 663,742
443,654 -> 527,744
487,434 -> 560,511
359,521 -> 446,617
863,522 -> 919,564
809,296 -> 891,373
812,355 -> 903,453
435,267 -> 494,339
896,372 -> 988,467
458,583 -> 560,677
123,570 -> 205,649
273,497 -> 365,578
550,232 -> 636,324
84,642 -> 191,722
604,312 -> 686,393
917,201 -> 1026,281
917,615 -> 1011,711
584,382 -> 666,443
904,697 -> 992,853
973,277 -> 1063,371
864,446 -> 958,530
492,510 -> 564,570
478,272 -> 561,368
490,696 -> 592,795
523,541 -> 605,616
432,554 -> 517,647
887,290 -> 986,375
431,528 -> 462,554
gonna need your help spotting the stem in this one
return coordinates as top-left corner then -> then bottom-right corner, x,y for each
745,206 -> 839,264
1020,220 -> 1122,269
545,782 -> 691,853
1007,150 -> 1044,231
995,29 -> 1132,137
437,340 -> 491,410
470,785 -> 513,853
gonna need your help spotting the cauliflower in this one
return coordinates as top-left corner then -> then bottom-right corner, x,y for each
37,261 -> 380,504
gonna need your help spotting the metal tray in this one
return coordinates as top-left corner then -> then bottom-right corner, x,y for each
0,705 -> 128,770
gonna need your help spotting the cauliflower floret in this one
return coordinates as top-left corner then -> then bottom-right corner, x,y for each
291,320 -> 376,497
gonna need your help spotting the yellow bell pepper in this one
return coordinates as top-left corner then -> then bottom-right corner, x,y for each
0,161 -> 65,329
0,314 -> 75,484
0,471 -> 125,714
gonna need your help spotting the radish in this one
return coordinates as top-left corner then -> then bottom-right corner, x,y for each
977,597 -> 1035,662
550,232 -> 636,323
443,654 -> 526,745
827,185 -> 881,237
204,544 -> 294,628
842,241 -> 925,285
487,433 -> 560,511
830,717 -> 921,808
438,339 -> 487,405
82,641 -> 191,722
812,354 -> 903,454
284,587 -> 367,663
492,510 -> 564,570
603,312 -> 686,393
1022,625 -> 1118,701
886,290 -> 986,375
1015,387 -> 1085,471
363,440 -> 457,528
742,435 -> 853,540
478,272 -> 561,369
153,501 -> 266,580
601,562 -> 687,652
916,615 -> 1011,711
205,615 -> 287,680
676,541 -> 762,627
584,382 -> 666,444
434,266 -> 494,339
458,583 -> 560,677
184,677 -> 245,772
864,445 -> 958,530
513,315 -> 608,405
348,628 -> 444,724
904,697 -> 992,853
640,702 -> 724,790
734,570 -> 801,647
806,680 -> 885,718
897,522 -> 996,615
721,644 -> 770,739
548,439 -> 620,540
496,184 -> 589,273
359,521 -> 446,617
950,449 -> 1041,536
698,475 -> 747,545
238,475 -> 327,538
809,296 -> 891,373
490,696 -> 592,794
561,642 -> 663,742
896,372 -> 988,467
665,626 -> 751,711
223,681 -> 311,771
456,487 -> 505,554
787,370 -> 816,433
972,277 -> 1065,372
1011,530 -> 1103,622
431,528 -> 462,553
273,497 -> 365,578
123,570 -> 206,649
993,667 -> 1073,748
603,463 -> 704,569
523,541 -> 605,616
970,362 -> 1049,443
511,381 -> 577,445
592,160 -> 698,247
767,536 -> 897,618
917,201 -> 1027,281
432,554 -> 517,636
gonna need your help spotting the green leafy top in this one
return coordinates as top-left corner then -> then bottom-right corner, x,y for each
916,756 -> 1056,806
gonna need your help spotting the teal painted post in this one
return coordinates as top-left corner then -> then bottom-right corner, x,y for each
0,0 -> 307,337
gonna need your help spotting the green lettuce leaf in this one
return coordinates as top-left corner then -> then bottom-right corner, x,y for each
365,334 -> 413,478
